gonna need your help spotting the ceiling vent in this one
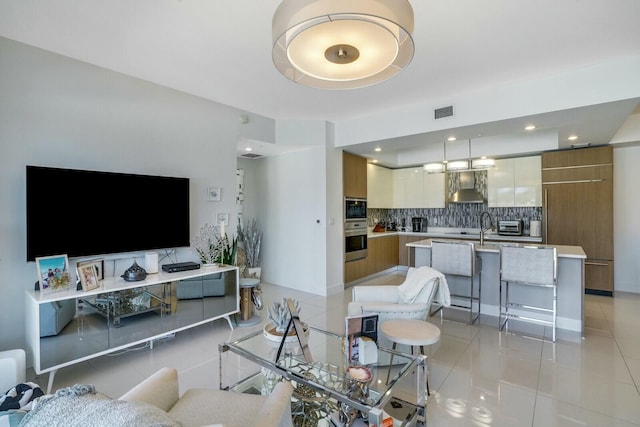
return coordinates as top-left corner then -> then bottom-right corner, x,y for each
240,153 -> 264,159
434,105 -> 454,119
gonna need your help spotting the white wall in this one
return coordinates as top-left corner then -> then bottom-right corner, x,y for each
613,145 -> 640,293
253,146 -> 328,295
0,38 -> 244,353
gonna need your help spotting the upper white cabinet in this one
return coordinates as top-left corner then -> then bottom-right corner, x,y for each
423,173 -> 446,208
367,164 -> 393,208
390,167 -> 445,208
488,156 -> 541,207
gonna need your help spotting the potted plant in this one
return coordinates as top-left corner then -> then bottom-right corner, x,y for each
191,223 -> 219,265
191,223 -> 237,266
238,218 -> 262,279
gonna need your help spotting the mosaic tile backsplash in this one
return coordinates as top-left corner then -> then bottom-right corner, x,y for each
368,205 -> 542,233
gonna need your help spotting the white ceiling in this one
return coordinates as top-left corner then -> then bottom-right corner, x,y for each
2,0 -> 640,166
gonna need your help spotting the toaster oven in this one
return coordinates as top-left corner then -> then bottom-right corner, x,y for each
497,219 -> 524,236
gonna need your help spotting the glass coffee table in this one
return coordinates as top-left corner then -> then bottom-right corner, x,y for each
218,325 -> 427,426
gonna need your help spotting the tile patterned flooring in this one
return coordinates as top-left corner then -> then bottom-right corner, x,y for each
29,272 -> 640,426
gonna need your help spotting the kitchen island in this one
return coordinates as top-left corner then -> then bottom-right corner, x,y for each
406,239 -> 586,335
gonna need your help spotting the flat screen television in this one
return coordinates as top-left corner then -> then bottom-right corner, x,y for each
26,165 -> 190,261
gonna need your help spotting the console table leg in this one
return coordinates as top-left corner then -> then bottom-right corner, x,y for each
223,315 -> 234,330
47,369 -> 58,394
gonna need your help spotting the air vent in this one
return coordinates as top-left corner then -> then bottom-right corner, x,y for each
240,153 -> 264,159
434,105 -> 454,119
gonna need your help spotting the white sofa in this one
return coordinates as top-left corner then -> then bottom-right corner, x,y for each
13,367 -> 293,427
120,367 -> 294,427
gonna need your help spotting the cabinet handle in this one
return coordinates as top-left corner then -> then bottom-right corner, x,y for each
542,179 -> 606,185
543,189 -> 548,244
585,261 -> 609,266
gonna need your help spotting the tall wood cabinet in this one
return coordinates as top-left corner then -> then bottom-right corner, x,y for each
343,151 -> 367,198
542,145 -> 613,294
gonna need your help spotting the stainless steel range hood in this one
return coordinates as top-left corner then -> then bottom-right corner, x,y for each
449,171 -> 485,203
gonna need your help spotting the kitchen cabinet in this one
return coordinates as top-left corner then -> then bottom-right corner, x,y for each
343,151 -> 367,198
423,172 -> 446,208
488,156 -> 541,207
391,168 -> 445,208
398,235 -> 427,266
345,235 -> 399,283
367,164 -> 393,208
542,146 -> 613,294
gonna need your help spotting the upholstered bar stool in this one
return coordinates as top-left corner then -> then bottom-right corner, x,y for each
430,240 -> 481,324
499,245 -> 558,342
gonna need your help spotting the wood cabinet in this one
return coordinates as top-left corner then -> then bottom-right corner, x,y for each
398,235 -> 427,266
343,151 -> 367,198
542,146 -> 613,294
488,156 -> 541,207
367,164 -> 393,208
345,235 -> 399,283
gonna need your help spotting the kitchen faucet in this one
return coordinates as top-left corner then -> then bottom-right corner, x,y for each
479,211 -> 495,245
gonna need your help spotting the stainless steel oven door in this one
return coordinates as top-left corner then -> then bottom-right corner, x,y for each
345,224 -> 367,262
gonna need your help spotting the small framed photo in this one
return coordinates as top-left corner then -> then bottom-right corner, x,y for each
77,258 -> 105,280
207,187 -> 221,201
36,254 -> 71,293
78,264 -> 100,291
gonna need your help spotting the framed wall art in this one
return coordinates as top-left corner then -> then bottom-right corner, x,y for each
207,187 -> 221,201
78,264 -> 100,291
36,254 -> 71,293
77,258 -> 105,280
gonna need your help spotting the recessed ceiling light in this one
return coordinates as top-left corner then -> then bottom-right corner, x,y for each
568,135 -> 578,141
374,147 -> 382,152
245,147 -> 252,151
447,137 -> 457,141
525,125 -> 536,131
372,159 -> 378,163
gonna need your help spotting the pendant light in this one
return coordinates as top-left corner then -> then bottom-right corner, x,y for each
272,0 -> 415,90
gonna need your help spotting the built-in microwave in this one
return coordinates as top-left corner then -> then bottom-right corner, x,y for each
345,197 -> 367,222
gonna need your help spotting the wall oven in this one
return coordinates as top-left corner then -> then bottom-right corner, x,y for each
345,197 -> 367,222
345,221 -> 367,262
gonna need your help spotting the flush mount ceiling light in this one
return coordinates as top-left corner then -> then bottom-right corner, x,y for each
272,0 -> 415,89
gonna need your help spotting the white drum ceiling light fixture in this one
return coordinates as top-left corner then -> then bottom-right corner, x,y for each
272,0 -> 415,89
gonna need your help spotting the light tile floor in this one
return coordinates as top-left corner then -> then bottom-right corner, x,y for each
29,272 -> 640,426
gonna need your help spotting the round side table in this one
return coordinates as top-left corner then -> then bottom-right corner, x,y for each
237,278 -> 261,327
380,319 -> 440,394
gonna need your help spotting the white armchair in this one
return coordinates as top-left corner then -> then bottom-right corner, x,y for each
347,266 -> 449,358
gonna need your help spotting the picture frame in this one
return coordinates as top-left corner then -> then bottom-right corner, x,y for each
77,258 -> 105,280
36,254 -> 71,293
78,264 -> 100,291
207,187 -> 221,201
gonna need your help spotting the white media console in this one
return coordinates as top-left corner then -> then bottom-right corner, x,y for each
25,264 -> 239,393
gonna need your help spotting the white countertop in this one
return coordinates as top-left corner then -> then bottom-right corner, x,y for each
406,238 -> 586,259
368,227 -> 543,244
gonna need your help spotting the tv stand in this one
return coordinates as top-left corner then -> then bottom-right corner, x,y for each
26,265 -> 239,393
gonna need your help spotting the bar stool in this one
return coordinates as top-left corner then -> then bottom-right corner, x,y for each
430,240 -> 481,324
499,245 -> 558,342
379,319 -> 440,395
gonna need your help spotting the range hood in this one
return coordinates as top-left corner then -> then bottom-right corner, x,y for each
449,171 -> 485,203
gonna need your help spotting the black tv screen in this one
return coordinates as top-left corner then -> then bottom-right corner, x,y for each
26,165 -> 190,261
